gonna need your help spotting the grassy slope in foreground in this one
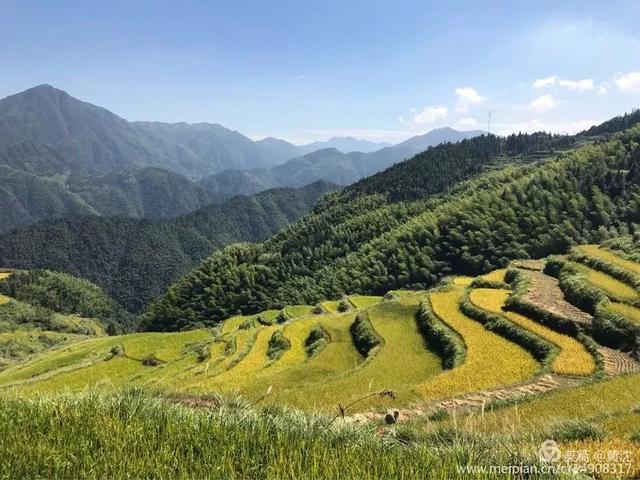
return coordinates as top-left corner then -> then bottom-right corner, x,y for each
0,389 -> 554,480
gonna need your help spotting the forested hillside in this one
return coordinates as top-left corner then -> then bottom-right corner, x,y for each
0,270 -> 133,332
0,182 -> 337,312
144,124 -> 640,331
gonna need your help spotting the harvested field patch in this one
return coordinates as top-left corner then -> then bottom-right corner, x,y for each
520,270 -> 592,324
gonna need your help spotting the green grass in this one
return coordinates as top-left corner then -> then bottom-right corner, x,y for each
0,389 -> 555,480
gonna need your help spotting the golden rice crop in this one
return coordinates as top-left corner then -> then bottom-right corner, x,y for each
0,272 -> 11,280
607,301 -> 640,326
464,373 -> 640,436
452,276 -> 474,286
348,295 -> 383,309
576,244 -> 640,275
0,294 -> 10,305
469,288 -> 595,376
284,305 -> 314,318
205,312 -> 364,406
481,268 -> 507,283
416,288 -> 538,400
573,262 -> 638,303
320,300 -> 341,313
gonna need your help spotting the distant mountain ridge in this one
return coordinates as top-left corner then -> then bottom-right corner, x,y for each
0,84 -> 305,179
299,136 -> 392,153
197,129 -> 485,199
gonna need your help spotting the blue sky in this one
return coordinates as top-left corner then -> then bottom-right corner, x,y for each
1,0 -> 639,144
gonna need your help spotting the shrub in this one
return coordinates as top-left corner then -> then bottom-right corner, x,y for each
337,298 -> 351,312
141,354 -> 163,367
238,318 -> 256,330
266,331 -> 291,361
312,304 -> 325,315
349,312 -> 381,357
255,315 -> 274,326
184,342 -> 211,363
275,311 -> 290,324
106,344 -> 124,360
415,298 -> 465,369
304,326 -> 330,357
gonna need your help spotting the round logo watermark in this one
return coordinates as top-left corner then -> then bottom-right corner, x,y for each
538,439 -> 561,463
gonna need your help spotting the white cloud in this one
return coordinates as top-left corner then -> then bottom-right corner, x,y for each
529,94 -> 556,112
413,105 -> 449,125
557,78 -> 594,91
533,75 -> 558,89
455,87 -> 486,112
456,117 -> 478,129
597,86 -> 608,95
615,72 -> 640,93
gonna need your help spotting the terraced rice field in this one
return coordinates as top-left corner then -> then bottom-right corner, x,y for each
469,288 -> 595,376
0,272 -> 11,280
608,301 -> 640,326
416,287 -> 538,400
573,262 -> 638,303
348,295 -> 383,309
0,294 -> 9,305
576,244 -> 640,276
461,373 -> 640,436
283,305 -> 314,318
0,330 -> 214,393
320,300 -> 341,313
452,276 -> 473,286
183,312 -> 364,402
598,346 -> 640,376
480,268 -> 507,283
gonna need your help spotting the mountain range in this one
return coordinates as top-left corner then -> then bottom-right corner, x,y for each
0,85 -> 483,231
197,128 -> 485,198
